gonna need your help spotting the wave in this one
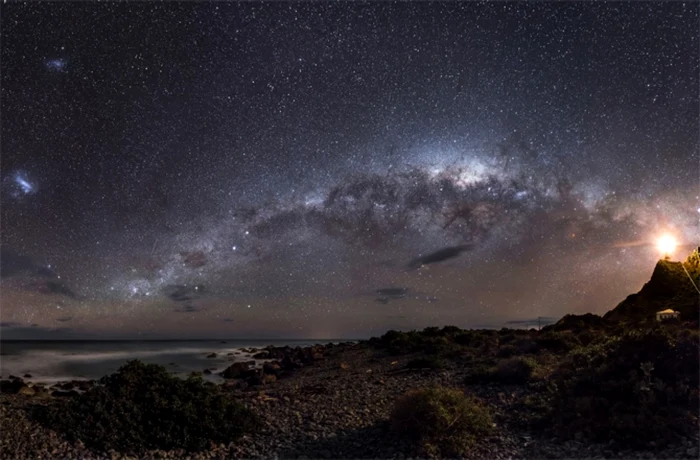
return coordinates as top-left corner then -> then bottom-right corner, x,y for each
0,341 -> 324,383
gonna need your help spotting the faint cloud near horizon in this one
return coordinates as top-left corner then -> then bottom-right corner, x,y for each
505,316 -> 559,328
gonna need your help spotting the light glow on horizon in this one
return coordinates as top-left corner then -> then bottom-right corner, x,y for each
656,234 -> 678,256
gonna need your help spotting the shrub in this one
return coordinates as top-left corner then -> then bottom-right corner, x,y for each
374,330 -> 425,355
576,330 -> 595,346
499,332 -> 517,344
373,329 -> 462,356
455,330 -> 495,348
536,331 -> 581,354
512,337 -> 540,355
511,392 -> 553,429
463,361 -> 496,384
548,328 -> 699,448
454,332 -> 478,346
391,386 -> 493,457
497,344 -> 518,358
464,357 -> 537,385
424,336 -> 457,356
545,313 -> 607,333
492,357 -> 537,384
422,326 -> 441,337
35,360 -> 259,453
440,325 -> 463,336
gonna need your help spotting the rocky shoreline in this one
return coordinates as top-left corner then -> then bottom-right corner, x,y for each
1,340 -> 698,459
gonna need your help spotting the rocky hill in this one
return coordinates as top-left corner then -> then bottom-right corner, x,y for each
604,247 -> 700,323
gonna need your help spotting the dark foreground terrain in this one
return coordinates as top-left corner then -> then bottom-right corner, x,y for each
1,251 -> 699,459
1,321 -> 698,460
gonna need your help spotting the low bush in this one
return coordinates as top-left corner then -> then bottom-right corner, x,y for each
492,357 -> 537,384
373,329 -> 461,356
536,331 -> 581,354
374,330 -> 425,355
34,360 -> 259,453
424,336 -> 458,356
496,344 -> 518,358
512,337 -> 540,354
548,327 -> 699,448
454,331 -> 479,346
499,332 -> 518,345
463,361 -> 495,384
390,386 -> 493,457
465,357 -> 536,385
421,326 -> 442,337
440,325 -> 464,337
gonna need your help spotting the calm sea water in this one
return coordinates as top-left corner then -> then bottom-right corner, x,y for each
0,340 -> 335,383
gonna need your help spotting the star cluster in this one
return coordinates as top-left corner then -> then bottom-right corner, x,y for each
0,2 -> 697,338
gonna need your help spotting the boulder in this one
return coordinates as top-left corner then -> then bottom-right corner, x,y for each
203,369 -> 212,375
18,385 -> 36,396
23,373 -> 33,378
281,355 -> 302,371
220,362 -> 251,379
33,386 -> 52,399
244,369 -> 264,386
0,379 -> 24,394
233,380 -> 249,390
206,353 -> 217,358
263,362 -> 282,375
263,346 -> 293,360
79,380 -> 94,391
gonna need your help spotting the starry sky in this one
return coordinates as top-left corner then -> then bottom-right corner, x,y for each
1,2 -> 698,339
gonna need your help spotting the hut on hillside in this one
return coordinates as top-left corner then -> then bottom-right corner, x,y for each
656,309 -> 680,321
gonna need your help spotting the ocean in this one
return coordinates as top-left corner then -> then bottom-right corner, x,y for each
0,340 -> 334,384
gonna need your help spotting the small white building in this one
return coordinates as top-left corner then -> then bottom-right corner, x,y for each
656,309 -> 680,321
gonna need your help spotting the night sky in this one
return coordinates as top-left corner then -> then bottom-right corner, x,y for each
1,2 -> 698,339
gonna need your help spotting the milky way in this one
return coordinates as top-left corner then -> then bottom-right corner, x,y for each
1,2 -> 697,338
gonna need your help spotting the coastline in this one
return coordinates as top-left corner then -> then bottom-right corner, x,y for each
0,339 -> 341,384
1,330 -> 697,460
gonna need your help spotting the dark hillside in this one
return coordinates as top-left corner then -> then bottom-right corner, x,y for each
605,248 -> 700,323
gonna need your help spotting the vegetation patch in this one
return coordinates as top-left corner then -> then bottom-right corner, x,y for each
371,327 -> 464,355
547,326 -> 699,448
492,357 -> 537,384
534,331 -> 581,354
390,386 -> 493,457
464,357 -> 538,385
34,360 -> 259,453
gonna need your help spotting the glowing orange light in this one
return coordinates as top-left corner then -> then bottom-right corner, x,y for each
656,234 -> 678,256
